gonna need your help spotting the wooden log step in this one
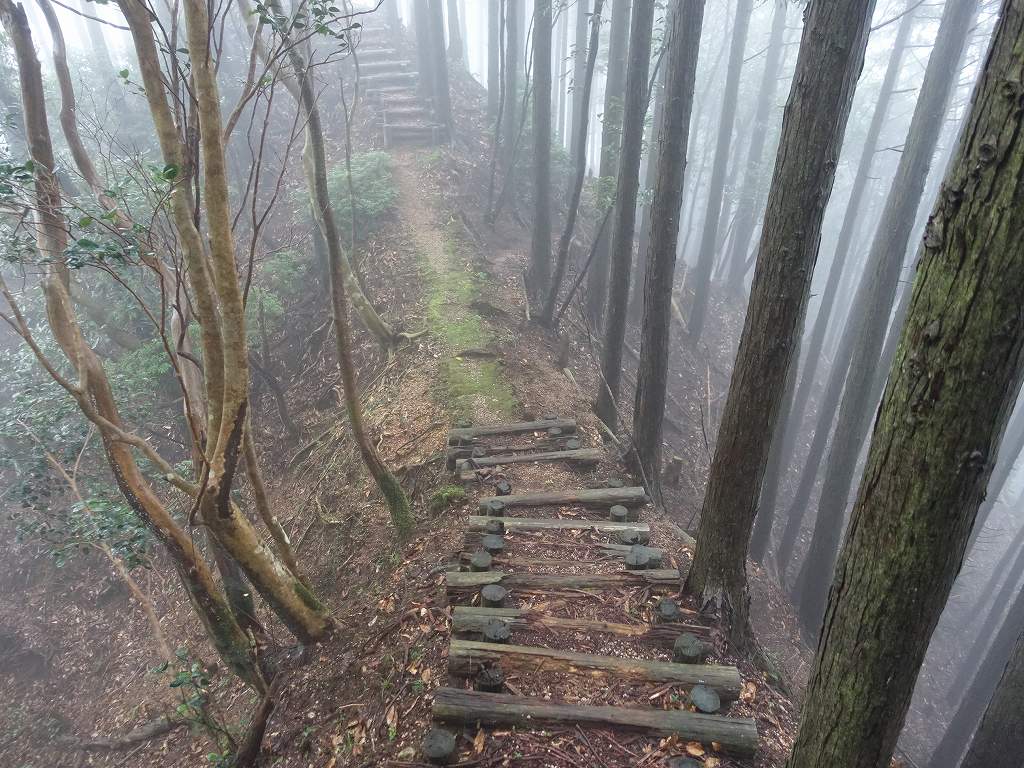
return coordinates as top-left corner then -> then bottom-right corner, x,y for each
362,71 -> 419,87
445,569 -> 680,595
467,516 -> 649,533
358,59 -> 411,73
432,688 -> 758,757
353,47 -> 398,60
451,606 -> 709,645
447,640 -> 742,699
449,418 -> 576,441
458,544 -> 663,567
476,486 -> 648,511
456,447 -> 601,473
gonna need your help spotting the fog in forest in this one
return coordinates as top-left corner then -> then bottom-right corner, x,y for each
0,0 -> 1021,767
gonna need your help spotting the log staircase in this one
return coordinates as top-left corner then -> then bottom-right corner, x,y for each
421,416 -> 760,764
351,20 -> 450,148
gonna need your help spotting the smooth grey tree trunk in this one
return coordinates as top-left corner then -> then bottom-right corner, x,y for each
488,0 -> 500,118
528,0 -> 552,300
569,0 -> 589,163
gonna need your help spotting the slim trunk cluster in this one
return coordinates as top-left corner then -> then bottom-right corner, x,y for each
793,0 -> 978,638
685,0 -> 877,646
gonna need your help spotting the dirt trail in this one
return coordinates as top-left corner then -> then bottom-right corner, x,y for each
391,149 -> 518,426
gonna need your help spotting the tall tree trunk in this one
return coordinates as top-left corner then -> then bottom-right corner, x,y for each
629,53 -> 667,324
552,1 -> 568,148
446,0 -> 464,63
568,0 -> 589,163
502,0 -> 520,167
527,0 -> 552,300
593,0 -> 653,428
785,4 -> 1024,763
947,583 -> 1024,768
684,0 -> 876,647
541,0 -> 603,325
428,0 -> 453,128
0,0 -> 269,689
755,0 -> 919,561
268,0 -> 415,536
720,0 -> 788,295
77,0 -> 117,79
584,0 -> 631,329
488,0 -> 500,119
684,0 -> 753,343
793,0 -> 978,639
415,1 -> 437,103
632,0 -> 704,495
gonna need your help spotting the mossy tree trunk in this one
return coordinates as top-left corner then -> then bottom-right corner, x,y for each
684,0 -> 876,647
786,3 -> 1024,764
632,0 -> 705,494
268,0 -> 414,536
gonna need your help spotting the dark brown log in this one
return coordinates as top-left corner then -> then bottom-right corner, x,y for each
431,690 -> 758,755
477,486 -> 648,510
448,640 -> 741,698
457,447 -> 603,473
449,418 -> 576,441
451,606 -> 708,646
446,569 -> 679,595
467,516 -> 650,534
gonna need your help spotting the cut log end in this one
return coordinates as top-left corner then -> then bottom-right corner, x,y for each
688,684 -> 721,714
422,727 -> 457,765
616,528 -> 651,545
481,584 -> 507,608
673,633 -> 710,665
475,666 -> 505,692
610,505 -> 629,523
625,547 -> 651,571
484,499 -> 506,517
495,480 -> 513,496
469,551 -> 493,572
482,618 -> 511,644
484,519 -> 505,535
657,598 -> 683,623
481,534 -> 505,555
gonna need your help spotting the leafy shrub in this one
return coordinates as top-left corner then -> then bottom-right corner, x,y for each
325,150 -> 397,243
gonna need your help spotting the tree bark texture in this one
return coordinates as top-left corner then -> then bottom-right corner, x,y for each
786,4 -> 1024,765
569,0 -> 590,163
528,0 -> 552,300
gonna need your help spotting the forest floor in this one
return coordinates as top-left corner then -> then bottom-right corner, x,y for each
0,60 -> 820,768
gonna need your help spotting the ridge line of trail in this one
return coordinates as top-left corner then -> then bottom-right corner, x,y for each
391,149 -> 517,425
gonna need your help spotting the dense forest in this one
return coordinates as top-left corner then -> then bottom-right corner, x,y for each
0,0 -> 1022,766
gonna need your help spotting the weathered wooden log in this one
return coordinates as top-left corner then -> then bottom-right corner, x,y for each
458,544 -> 666,567
446,569 -> 680,595
565,438 -> 582,450
547,426 -> 563,437
673,633 -> 710,665
481,584 -> 507,608
610,505 -> 629,523
457,447 -> 603,474
477,486 -> 648,510
447,641 -> 741,699
467,516 -> 650,534
432,689 -> 758,757
688,684 -> 721,714
450,607 -> 709,646
421,727 -> 457,764
469,551 -> 493,572
482,618 -> 511,644
607,477 -> 625,488
448,438 -> 570,462
449,418 -> 577,441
